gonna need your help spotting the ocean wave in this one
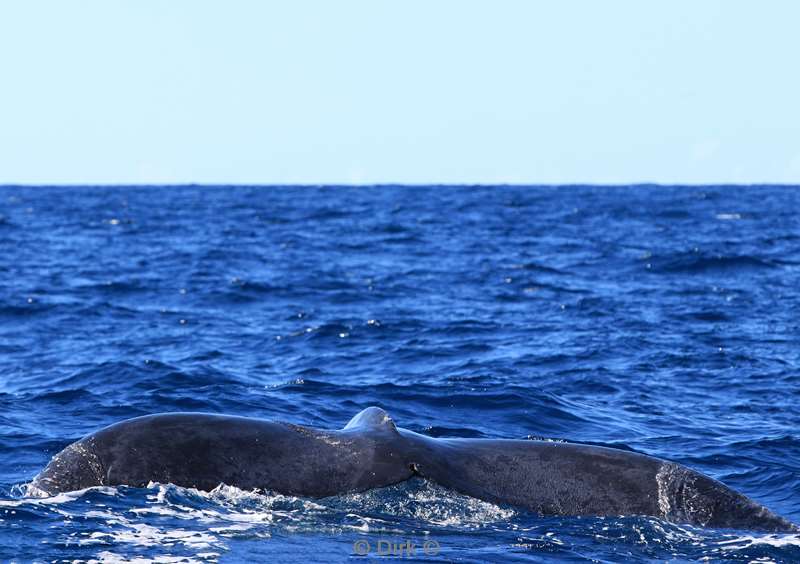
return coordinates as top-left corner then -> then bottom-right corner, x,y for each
647,253 -> 781,274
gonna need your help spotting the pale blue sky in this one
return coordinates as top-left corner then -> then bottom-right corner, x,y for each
1,1 -> 799,184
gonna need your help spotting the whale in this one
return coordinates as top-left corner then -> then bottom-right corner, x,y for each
30,407 -> 796,532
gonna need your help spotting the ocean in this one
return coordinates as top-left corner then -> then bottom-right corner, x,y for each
0,185 -> 798,562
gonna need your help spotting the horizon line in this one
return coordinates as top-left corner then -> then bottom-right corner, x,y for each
2,182 -> 799,188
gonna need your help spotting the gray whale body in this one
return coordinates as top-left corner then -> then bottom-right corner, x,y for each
31,407 -> 796,532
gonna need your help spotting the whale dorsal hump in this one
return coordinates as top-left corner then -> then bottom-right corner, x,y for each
343,406 -> 398,434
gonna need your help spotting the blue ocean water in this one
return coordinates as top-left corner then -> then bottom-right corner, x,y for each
0,185 -> 798,563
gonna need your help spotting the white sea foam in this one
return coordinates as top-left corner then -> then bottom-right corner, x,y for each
716,532 -> 800,549
89,550 -> 218,564
1,485 -> 117,506
338,479 -> 515,528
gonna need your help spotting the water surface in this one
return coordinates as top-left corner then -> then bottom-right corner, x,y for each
1,185 -> 798,562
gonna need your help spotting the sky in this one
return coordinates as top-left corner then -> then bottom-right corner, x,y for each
1,0 -> 799,185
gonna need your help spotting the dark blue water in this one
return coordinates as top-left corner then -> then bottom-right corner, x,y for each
1,185 -> 798,562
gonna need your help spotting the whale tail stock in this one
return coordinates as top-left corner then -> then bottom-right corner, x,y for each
343,405 -> 400,434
